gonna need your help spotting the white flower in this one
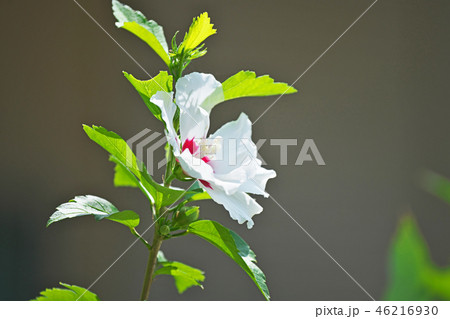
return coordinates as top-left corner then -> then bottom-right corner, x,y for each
150,72 -> 276,228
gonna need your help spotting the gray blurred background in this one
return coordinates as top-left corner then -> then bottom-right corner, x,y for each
1,0 -> 449,300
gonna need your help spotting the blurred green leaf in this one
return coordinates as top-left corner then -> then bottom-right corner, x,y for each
384,215 -> 450,300
32,283 -> 99,301
154,251 -> 205,294
112,0 -> 170,65
222,70 -> 297,101
179,12 -> 216,51
188,220 -> 270,300
123,71 -> 173,122
420,170 -> 450,205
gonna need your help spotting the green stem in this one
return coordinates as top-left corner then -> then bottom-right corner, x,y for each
166,230 -> 188,239
164,147 -> 175,188
130,227 -> 151,250
140,226 -> 163,301
139,60 -> 183,300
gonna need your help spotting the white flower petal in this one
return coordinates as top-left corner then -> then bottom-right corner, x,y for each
205,188 -> 263,229
210,112 -> 252,140
177,149 -> 242,195
238,165 -> 276,197
207,171 -> 245,195
175,72 -> 224,113
177,149 -> 215,181
208,113 -> 257,175
180,105 -> 210,142
149,91 -> 180,152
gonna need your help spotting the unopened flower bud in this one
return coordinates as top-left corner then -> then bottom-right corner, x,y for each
159,225 -> 171,236
173,206 -> 199,229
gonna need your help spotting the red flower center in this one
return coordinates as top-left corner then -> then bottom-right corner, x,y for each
182,138 -> 213,189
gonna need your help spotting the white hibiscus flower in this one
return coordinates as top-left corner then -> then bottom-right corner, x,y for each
150,72 -> 276,228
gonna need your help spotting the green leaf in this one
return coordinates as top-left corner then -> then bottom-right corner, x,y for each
83,125 -> 187,210
183,180 -> 212,202
112,0 -> 170,65
47,195 -> 119,226
47,195 -> 140,229
32,283 -> 100,301
123,71 -> 173,122
111,156 -> 138,187
188,220 -> 270,300
84,125 -> 141,176
222,70 -> 297,101
384,215 -> 450,300
109,155 -> 186,211
154,251 -> 205,294
180,12 -> 216,51
187,192 -> 211,202
106,210 -> 140,228
420,170 -> 450,205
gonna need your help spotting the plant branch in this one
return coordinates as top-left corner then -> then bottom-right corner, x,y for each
140,226 -> 163,301
163,144 -> 175,188
130,227 -> 151,250
138,54 -> 182,300
165,230 -> 188,239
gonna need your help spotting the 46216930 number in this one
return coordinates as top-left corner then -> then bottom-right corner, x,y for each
376,306 -> 438,316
